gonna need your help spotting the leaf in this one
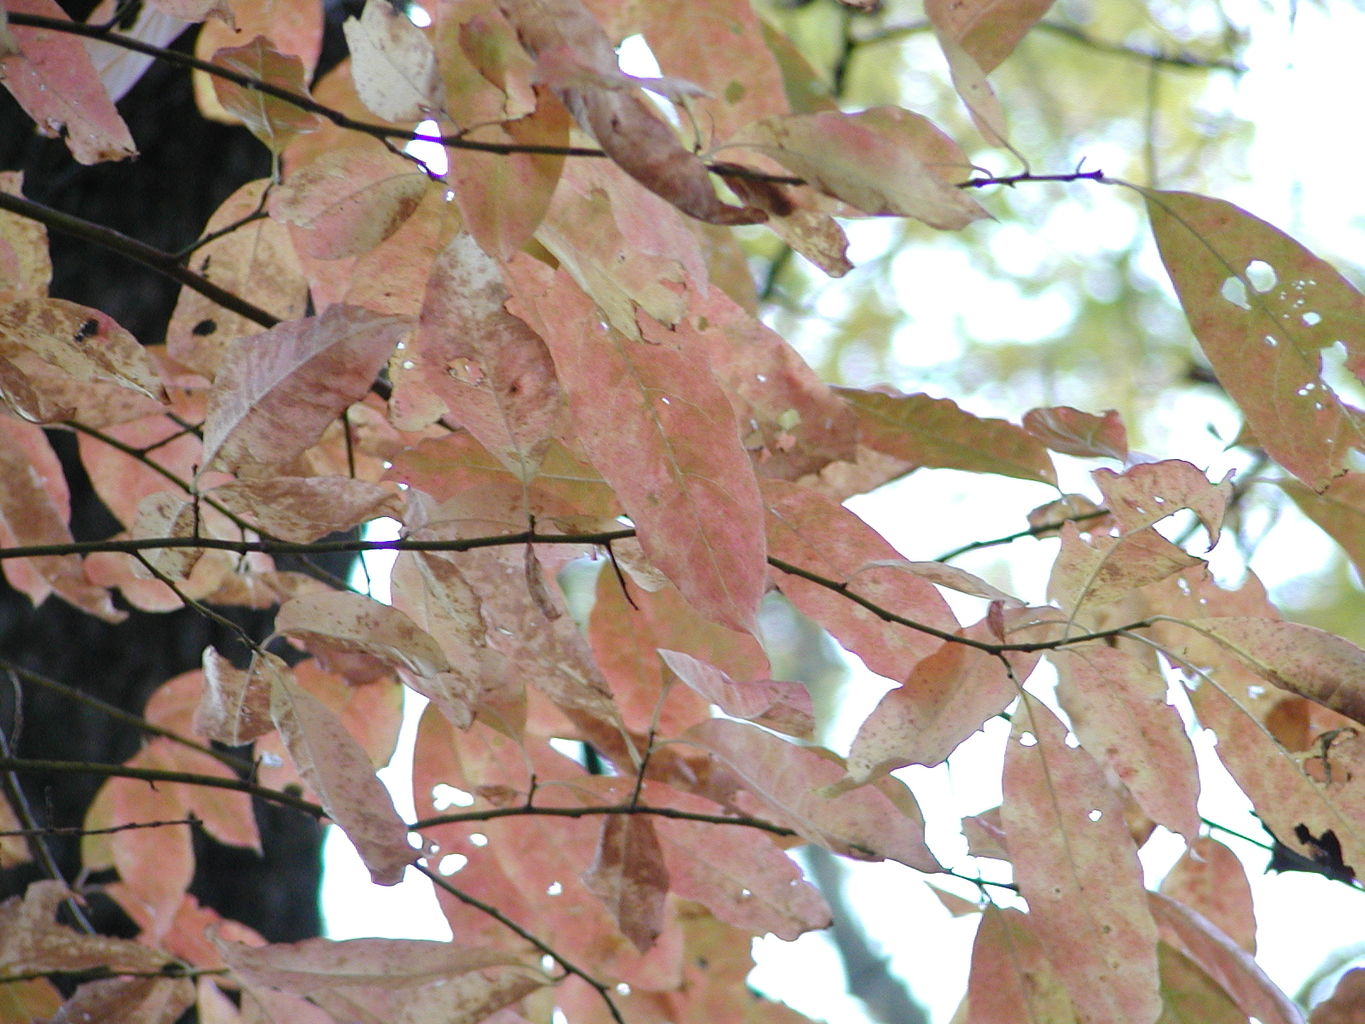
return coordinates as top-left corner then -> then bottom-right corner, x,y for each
393,232 -> 564,473
499,0 -> 763,225
1181,617 -> 1365,727
0,880 -> 168,974
1279,472 -> 1365,580
0,171 -> 51,301
214,935 -> 532,993
265,655 -> 414,885
270,145 -> 431,259
0,298 -> 165,403
46,976 -> 194,1024
196,647 -> 274,746
166,178 -> 309,378
729,108 -> 988,227
210,36 -> 323,151
1093,459 -> 1233,548
658,649 -> 815,740
274,590 -> 451,680
682,717 -> 941,870
837,387 -> 1057,484
1056,643 -> 1202,842
0,416 -> 123,622
1144,189 -> 1365,490
1159,837 -> 1257,955
0,0 -> 136,164
925,0 -> 1056,74
1047,521 -> 1201,618
206,476 -> 403,543
845,612 -> 1042,783
581,815 -> 670,953
445,90 -> 570,258
343,0 -> 445,122
644,781 -> 831,940
1023,406 -> 1128,461
1001,694 -> 1160,1024
1148,891 -> 1304,1024
505,259 -> 767,633
202,305 -> 409,473
967,904 -> 1079,1024
763,478 -> 960,680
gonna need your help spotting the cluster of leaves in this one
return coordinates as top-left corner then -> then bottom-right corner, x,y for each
2,0 -> 1365,1021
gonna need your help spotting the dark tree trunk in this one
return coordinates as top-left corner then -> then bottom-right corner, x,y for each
0,11 -> 328,943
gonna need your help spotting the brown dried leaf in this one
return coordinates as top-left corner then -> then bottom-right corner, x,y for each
582,815 -> 671,953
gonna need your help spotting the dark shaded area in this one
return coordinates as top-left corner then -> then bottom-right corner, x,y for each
0,7 -> 337,942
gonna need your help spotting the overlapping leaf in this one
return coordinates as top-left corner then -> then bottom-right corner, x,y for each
1145,189 -> 1365,490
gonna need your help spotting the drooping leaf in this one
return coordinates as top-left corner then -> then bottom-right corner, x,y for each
1002,694 -> 1161,1024
0,0 -> 136,163
505,258 -> 767,633
967,904 -> 1079,1024
393,232 -> 564,474
0,171 -> 52,301
196,646 -> 273,746
270,145 -> 431,260
1144,189 -> 1365,490
1048,521 -> 1201,619
658,649 -> 815,740
837,387 -> 1057,484
729,108 -> 988,227
581,815 -> 670,953
265,655 -> 414,885
499,0 -> 764,225
1279,472 -> 1365,581
165,178 -> 309,378
201,305 -> 409,473
1160,837 -> 1257,955
1181,617 -> 1365,727
1053,643 -> 1202,842
1093,459 -> 1233,548
1149,892 -> 1304,1024
682,717 -> 941,870
206,476 -> 403,543
844,611 -> 1042,784
209,36 -> 323,152
763,478 -> 959,680
0,416 -> 123,621
925,0 -> 1056,73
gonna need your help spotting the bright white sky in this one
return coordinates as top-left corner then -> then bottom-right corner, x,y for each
323,5 -> 1365,1022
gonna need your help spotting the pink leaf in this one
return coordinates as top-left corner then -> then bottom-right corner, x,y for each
1053,644 -> 1202,842
202,305 -> 409,473
1144,189 -> 1365,490
1149,891 -> 1303,1024
1160,837 -> 1257,955
1023,406 -> 1128,461
837,387 -> 1057,484
1,0 -> 136,163
846,612 -> 1042,782
657,649 -> 814,739
967,904 -> 1079,1024
505,259 -> 767,632
1093,459 -> 1233,548
730,108 -> 988,227
1184,617 -> 1365,727
265,655 -> 414,885
764,478 -> 959,680
1002,694 -> 1160,1024
581,815 -> 670,953
683,718 -> 940,870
